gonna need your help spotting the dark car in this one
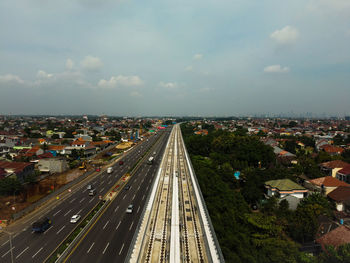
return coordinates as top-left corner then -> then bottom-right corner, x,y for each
32,217 -> 51,233
124,185 -> 130,190
119,160 -> 124,165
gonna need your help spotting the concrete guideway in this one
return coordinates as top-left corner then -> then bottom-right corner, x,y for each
130,124 -> 223,263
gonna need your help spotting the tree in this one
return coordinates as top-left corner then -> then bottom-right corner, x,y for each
51,134 -> 59,139
318,244 -> 350,263
0,178 -> 23,196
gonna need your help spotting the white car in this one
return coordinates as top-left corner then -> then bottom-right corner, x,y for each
126,204 -> 133,214
70,214 -> 81,223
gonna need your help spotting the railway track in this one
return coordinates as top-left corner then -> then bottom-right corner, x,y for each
176,126 -> 205,263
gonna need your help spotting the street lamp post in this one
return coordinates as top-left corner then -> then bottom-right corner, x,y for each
0,228 -> 14,263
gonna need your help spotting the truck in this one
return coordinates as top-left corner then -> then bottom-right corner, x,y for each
32,217 -> 51,233
147,156 -> 154,165
107,167 -> 113,174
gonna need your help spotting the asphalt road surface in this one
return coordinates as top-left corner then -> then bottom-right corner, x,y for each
0,129 -> 169,263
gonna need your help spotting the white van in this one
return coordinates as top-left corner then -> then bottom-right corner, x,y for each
107,167 -> 113,174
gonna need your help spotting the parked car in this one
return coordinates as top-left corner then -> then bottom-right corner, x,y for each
70,214 -> 81,223
124,185 -> 131,190
89,189 -> 96,196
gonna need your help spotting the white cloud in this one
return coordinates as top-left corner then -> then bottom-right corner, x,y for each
185,65 -> 193,71
0,74 -> 24,84
98,75 -> 143,88
130,91 -> 142,97
263,65 -> 290,73
193,54 -> 203,60
66,58 -> 74,70
270,26 -> 299,44
37,70 -> 54,79
159,82 -> 178,89
81,55 -> 103,71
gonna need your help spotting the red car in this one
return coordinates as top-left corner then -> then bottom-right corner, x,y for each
119,160 -> 124,165
95,167 -> 101,172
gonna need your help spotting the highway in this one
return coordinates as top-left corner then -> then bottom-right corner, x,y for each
0,129 -> 169,263
64,128 -> 170,263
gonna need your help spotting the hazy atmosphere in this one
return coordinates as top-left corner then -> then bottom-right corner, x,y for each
0,0 -> 349,116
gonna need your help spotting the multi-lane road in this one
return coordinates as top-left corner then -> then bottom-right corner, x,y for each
64,129 -> 170,263
0,128 -> 170,263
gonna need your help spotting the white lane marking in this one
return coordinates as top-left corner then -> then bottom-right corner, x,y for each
56,225 -> 65,235
79,197 -> 85,203
13,233 -> 19,238
100,187 -> 105,193
137,206 -> 140,213
146,186 -> 149,191
87,242 -> 95,254
122,195 -> 126,200
53,210 -> 61,217
108,180 -> 112,185
142,194 -> 145,200
137,185 -> 140,191
64,209 -> 72,217
44,225 -> 53,234
89,196 -> 95,203
116,221 -> 121,230
118,243 -> 124,255
82,189 -> 87,193
102,242 -> 109,254
69,198 -> 76,204
32,247 -> 43,258
1,240 -> 9,247
103,220 -> 109,230
100,180 -> 105,185
129,221 -> 134,231
1,246 -> 15,258
22,228 -> 27,232
141,178 -> 144,183
77,209 -> 83,215
114,206 -> 119,213
132,194 -> 136,200
16,246 -> 29,259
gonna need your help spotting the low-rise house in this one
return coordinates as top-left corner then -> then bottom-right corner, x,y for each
320,145 -> 344,156
71,139 -> 89,149
327,186 -> 350,212
316,225 -> 350,250
48,145 -> 67,155
0,161 -> 35,182
309,176 -> 350,195
37,158 -> 69,174
320,160 -> 350,178
336,166 -> 350,184
265,179 -> 308,199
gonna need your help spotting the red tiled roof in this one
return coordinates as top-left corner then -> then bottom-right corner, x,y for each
328,186 -> 350,201
321,160 -> 350,169
0,161 -> 33,173
48,145 -> 66,151
316,226 -> 350,248
309,176 -> 349,187
37,152 -> 54,159
338,166 -> 350,175
320,145 -> 344,154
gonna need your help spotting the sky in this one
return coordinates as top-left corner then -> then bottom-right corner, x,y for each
0,0 -> 350,116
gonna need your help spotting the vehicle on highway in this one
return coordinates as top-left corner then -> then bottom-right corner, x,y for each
153,151 -> 156,155
70,214 -> 81,223
96,167 -> 101,172
89,189 -> 96,196
87,184 -> 93,190
119,160 -> 124,165
126,204 -> 133,213
147,156 -> 154,165
32,217 -> 51,233
124,185 -> 130,190
107,167 -> 113,174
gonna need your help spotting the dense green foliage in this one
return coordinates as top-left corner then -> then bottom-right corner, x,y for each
181,123 -> 341,262
0,177 -> 23,195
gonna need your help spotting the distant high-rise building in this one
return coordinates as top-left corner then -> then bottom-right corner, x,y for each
345,116 -> 350,121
